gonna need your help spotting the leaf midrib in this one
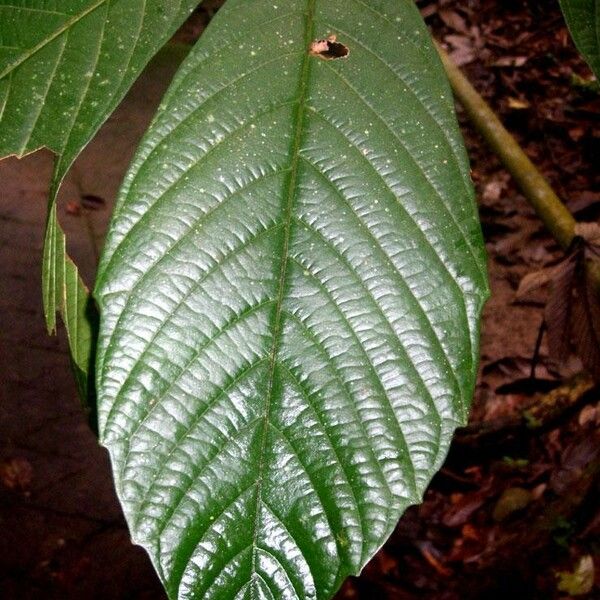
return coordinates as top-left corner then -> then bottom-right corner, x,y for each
0,0 -> 108,79
249,0 -> 317,589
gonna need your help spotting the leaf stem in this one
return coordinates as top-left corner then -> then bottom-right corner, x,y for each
435,42 -> 576,251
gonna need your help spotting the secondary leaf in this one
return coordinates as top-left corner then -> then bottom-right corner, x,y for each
0,0 -> 200,398
43,203 -> 97,403
559,0 -> 600,79
95,0 -> 489,598
0,0 -> 199,173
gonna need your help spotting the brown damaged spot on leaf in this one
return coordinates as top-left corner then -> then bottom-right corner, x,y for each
309,34 -> 349,60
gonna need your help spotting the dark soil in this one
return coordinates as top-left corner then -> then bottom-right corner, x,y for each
1,1 -> 598,598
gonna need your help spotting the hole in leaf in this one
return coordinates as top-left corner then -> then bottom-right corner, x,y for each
309,34 -> 349,60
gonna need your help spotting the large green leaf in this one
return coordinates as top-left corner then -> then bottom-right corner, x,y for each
559,0 -> 600,79
95,0 -> 489,598
0,0 -> 200,395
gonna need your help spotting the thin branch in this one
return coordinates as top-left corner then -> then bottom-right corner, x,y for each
435,42 -> 576,251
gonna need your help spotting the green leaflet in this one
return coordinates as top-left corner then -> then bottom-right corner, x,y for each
95,0 -> 489,598
559,0 -> 600,79
0,0 -> 199,171
43,203 -> 97,403
0,0 -> 200,399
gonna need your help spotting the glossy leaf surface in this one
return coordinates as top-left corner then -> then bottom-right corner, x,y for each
96,0 -> 489,598
559,0 -> 600,79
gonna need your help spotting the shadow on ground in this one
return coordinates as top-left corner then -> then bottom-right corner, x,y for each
0,48 -> 194,600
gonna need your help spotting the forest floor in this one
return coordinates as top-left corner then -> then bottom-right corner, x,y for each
0,1 -> 598,598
